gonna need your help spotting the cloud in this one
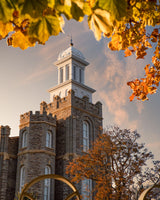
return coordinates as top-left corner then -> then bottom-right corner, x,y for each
147,141 -> 160,149
24,65 -> 54,83
88,45 -> 145,129
135,101 -> 144,114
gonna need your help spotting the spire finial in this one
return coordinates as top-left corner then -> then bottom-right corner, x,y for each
70,35 -> 73,46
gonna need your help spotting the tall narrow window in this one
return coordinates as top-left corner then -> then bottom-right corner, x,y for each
22,131 -> 27,148
46,131 -> 52,148
20,166 -> 25,192
73,65 -> 76,80
83,121 -> 89,152
60,67 -> 63,83
82,179 -> 92,200
44,166 -> 51,200
79,68 -> 82,83
66,64 -> 69,80
65,89 -> 68,96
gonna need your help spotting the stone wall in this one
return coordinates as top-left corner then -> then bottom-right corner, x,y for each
0,126 -> 18,200
41,90 -> 103,199
15,111 -> 56,200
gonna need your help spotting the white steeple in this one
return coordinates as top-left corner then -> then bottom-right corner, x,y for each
48,42 -> 95,102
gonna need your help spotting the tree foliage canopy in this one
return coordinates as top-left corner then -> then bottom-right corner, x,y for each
66,126 -> 154,200
0,0 -> 160,101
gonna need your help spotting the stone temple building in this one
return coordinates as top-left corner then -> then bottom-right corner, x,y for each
0,43 -> 103,200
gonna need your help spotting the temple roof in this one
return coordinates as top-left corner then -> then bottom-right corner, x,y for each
57,46 -> 85,61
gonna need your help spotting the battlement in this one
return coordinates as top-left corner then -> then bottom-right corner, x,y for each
73,95 -> 102,117
0,125 -> 10,136
20,110 -> 56,125
42,89 -> 102,117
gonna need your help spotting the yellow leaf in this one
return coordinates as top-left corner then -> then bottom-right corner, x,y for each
8,31 -> 35,50
88,15 -> 101,40
0,22 -> 13,38
88,8 -> 113,41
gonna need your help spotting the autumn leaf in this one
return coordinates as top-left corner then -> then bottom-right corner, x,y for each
70,2 -> 84,22
19,0 -> 48,18
0,22 -> 13,39
8,31 -> 35,50
129,93 -> 135,101
98,0 -> 127,21
29,15 -> 62,44
124,48 -> 132,57
0,0 -> 14,23
56,5 -> 72,20
88,9 -> 113,40
108,33 -> 122,50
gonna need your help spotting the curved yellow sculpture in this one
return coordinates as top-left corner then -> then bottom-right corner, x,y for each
19,174 -> 81,200
138,183 -> 160,200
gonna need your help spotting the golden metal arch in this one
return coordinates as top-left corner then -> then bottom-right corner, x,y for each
19,174 -> 81,200
138,183 -> 160,200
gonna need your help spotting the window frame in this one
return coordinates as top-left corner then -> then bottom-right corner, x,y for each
83,121 -> 89,152
81,179 -> 92,200
65,64 -> 69,81
20,166 -> 25,192
46,131 -> 52,148
44,166 -> 51,200
22,131 -> 27,148
60,67 -> 63,83
73,65 -> 76,80
79,68 -> 82,83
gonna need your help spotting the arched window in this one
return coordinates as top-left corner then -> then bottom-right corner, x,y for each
83,121 -> 89,152
65,89 -> 68,96
44,166 -> 51,200
59,92 -> 61,98
20,166 -> 25,192
46,131 -> 52,148
81,179 -> 92,200
22,131 -> 27,148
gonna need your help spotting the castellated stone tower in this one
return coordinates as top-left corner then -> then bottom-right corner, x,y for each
0,43 -> 103,200
0,126 -> 18,200
45,42 -> 103,199
15,110 -> 56,200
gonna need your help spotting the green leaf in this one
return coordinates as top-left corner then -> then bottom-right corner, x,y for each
18,0 -> 48,18
71,2 -> 84,21
29,15 -> 62,43
0,0 -> 14,23
56,5 -> 72,20
98,0 -> 127,21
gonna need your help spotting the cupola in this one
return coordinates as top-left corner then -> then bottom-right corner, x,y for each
48,42 -> 95,102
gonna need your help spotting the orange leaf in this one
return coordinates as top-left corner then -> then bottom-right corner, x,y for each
124,48 -> 132,57
129,93 -> 135,101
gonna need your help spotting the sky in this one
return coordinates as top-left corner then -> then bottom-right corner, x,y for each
0,19 -> 160,162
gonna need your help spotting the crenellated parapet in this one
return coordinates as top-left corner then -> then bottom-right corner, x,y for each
20,110 -> 56,128
0,125 -> 10,137
73,96 -> 102,117
41,89 -> 102,119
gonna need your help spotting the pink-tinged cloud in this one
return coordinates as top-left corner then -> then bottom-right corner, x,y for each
88,47 -> 145,129
24,65 -> 54,83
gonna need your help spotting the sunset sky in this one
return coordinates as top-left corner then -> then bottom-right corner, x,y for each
0,19 -> 160,161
